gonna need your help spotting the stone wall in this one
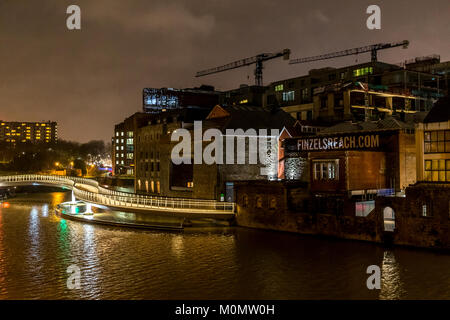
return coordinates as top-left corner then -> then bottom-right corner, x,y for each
375,183 -> 450,249
235,180 -> 450,250
234,180 -> 382,243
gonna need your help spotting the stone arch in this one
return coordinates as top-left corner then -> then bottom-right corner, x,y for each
383,206 -> 395,232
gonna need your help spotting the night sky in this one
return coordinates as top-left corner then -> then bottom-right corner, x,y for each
0,0 -> 448,142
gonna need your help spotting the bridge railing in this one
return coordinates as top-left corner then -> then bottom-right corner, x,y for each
0,174 -> 75,188
0,174 -> 235,214
73,186 -> 235,213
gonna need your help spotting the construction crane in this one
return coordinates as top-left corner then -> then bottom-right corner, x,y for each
289,40 -> 409,65
196,49 -> 291,86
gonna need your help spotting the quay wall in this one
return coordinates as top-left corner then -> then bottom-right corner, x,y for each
234,181 -> 450,250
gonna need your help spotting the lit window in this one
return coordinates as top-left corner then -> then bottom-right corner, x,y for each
422,204 -> 428,217
275,84 -> 284,92
313,160 -> 339,181
424,159 -> 450,182
353,66 -> 373,77
282,91 -> 295,102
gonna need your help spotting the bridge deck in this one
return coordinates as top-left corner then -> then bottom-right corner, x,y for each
0,175 -> 235,220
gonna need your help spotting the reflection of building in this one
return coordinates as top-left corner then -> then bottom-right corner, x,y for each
0,120 -> 57,145
415,96 -> 450,182
143,86 -> 219,113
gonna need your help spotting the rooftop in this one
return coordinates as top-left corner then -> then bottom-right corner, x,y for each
423,95 -> 450,123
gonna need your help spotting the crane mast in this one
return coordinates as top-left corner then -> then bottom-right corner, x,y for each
289,40 -> 409,65
196,49 -> 291,86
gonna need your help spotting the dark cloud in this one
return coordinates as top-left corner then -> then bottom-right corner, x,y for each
0,0 -> 448,142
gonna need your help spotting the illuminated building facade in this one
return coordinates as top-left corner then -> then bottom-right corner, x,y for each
415,96 -> 450,182
0,120 -> 57,145
158,105 -> 294,200
265,57 -> 448,123
112,113 -> 153,176
143,86 -> 219,113
135,108 -> 211,195
282,116 -> 420,215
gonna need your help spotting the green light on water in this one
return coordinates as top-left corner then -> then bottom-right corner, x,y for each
60,219 -> 67,231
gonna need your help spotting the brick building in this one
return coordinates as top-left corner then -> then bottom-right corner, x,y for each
154,105 -> 294,200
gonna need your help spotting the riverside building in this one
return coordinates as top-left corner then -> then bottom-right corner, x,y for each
113,86 -> 219,176
282,115 -> 423,215
415,95 -> 450,182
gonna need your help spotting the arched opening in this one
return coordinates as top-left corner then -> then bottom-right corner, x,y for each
383,207 -> 395,232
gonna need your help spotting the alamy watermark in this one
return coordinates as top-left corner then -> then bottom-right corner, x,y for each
66,5 -> 81,30
366,265 -> 381,290
366,5 -> 381,30
170,121 -> 279,177
67,264 -> 81,290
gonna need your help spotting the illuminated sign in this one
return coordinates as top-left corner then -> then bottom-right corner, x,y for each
285,133 -> 381,155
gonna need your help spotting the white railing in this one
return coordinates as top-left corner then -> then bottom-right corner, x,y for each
73,187 -> 234,213
0,174 -> 75,188
0,174 -> 235,214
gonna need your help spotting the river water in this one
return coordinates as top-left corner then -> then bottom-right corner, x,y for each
0,191 -> 449,300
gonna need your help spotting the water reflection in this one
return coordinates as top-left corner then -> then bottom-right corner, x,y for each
1,192 -> 450,299
41,204 -> 49,217
0,207 -> 6,295
28,207 -> 40,254
171,235 -> 184,258
80,223 -> 101,299
380,250 -> 405,299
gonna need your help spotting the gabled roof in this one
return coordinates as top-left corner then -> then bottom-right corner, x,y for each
423,96 -> 450,123
205,105 -> 295,131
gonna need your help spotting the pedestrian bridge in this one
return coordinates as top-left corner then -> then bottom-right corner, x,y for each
0,174 -> 235,220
